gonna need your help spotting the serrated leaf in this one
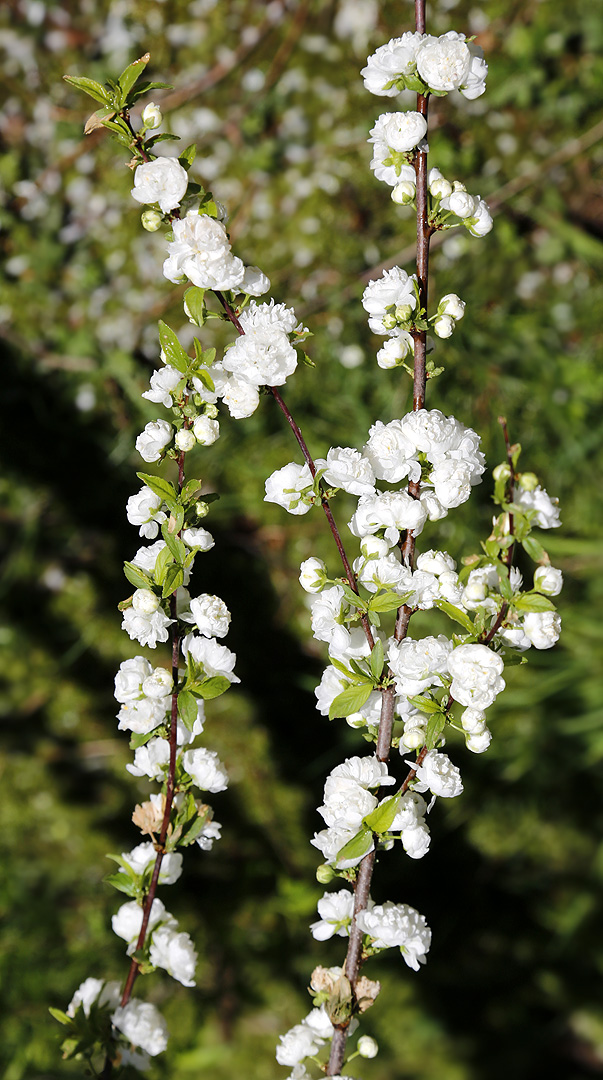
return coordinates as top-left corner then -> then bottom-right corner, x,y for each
329,683 -> 374,721
181,479 -> 202,504
49,1007 -> 72,1027
514,592 -> 556,613
179,143 -> 197,169
162,563 -> 184,598
521,535 -> 548,563
103,872 -> 139,897
336,828 -> 373,865
194,366 -> 215,392
407,694 -> 442,715
369,639 -> 384,680
197,675 -> 230,700
136,471 -> 177,507
161,522 -> 186,562
340,583 -> 366,609
158,320 -> 190,373
130,727 -> 162,749
117,53 -> 150,104
153,543 -> 173,586
425,710 -> 446,750
123,561 -> 154,591
435,600 -> 475,634
168,505 -> 185,534
363,791 -> 402,834
63,75 -> 112,105
178,690 -> 198,731
369,590 -> 410,613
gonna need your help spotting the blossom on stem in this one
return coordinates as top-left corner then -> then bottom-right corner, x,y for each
356,901 -> 432,970
111,999 -> 169,1057
131,158 -> 188,214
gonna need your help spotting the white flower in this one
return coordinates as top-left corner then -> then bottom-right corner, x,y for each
349,490 -> 428,545
299,557 -> 326,593
466,196 -> 493,237
121,606 -> 173,648
318,783 -> 378,831
362,267 -> 417,335
175,429 -> 196,452
466,728 -> 492,753
126,737 -> 170,779
163,212 -> 245,291
310,889 -> 355,940
239,299 -> 298,335
221,376 -> 260,419
439,293 -> 465,320
523,611 -> 561,650
117,696 -> 168,736
420,489 -> 447,521
141,667 -> 173,699
314,665 -> 349,716
240,264 -> 271,295
189,593 -> 231,638
356,901 -> 432,969
142,365 -> 182,408
121,842 -> 182,885
182,634 -> 240,683
389,791 -> 427,832
311,585 -> 349,652
430,459 -> 475,509
328,756 -> 396,790
358,1035 -> 379,1059
402,822 -> 431,859
149,924 -> 198,986
376,334 -> 414,368
311,825 -> 374,868
369,111 -> 427,154
131,157 -> 188,214
192,414 -> 220,445
391,180 -> 416,204
364,419 -> 420,483
67,978 -> 121,1018
433,313 -> 455,339
142,102 -> 162,129
415,549 -> 456,576
461,707 -> 487,735
388,635 -> 453,697
112,999 -> 169,1057
443,189 -> 476,219
416,31 -> 486,97
323,447 -> 376,496
356,552 -> 408,594
264,461 -> 316,516
111,898 -> 174,950
448,643 -> 505,709
361,33 -> 428,96
131,539 -> 168,575
222,326 -> 298,388
135,419 -> 173,463
182,527 -> 214,551
276,1023 -> 323,1067
196,817 -> 222,851
514,485 -> 561,529
411,749 -> 463,798
126,485 -> 167,539
534,566 -> 563,596
303,1006 -> 335,1040
182,747 -> 229,792
114,657 -> 152,703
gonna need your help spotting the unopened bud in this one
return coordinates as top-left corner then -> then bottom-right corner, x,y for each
492,463 -> 511,482
141,210 -> 162,232
402,728 -> 424,750
391,181 -> 416,205
430,176 -> 453,199
316,864 -> 335,884
192,415 -> 220,446
433,313 -> 455,339
175,429 -> 196,452
394,303 -> 412,323
382,313 -> 397,331
132,588 -> 160,614
204,403 -> 219,419
358,1035 -> 379,1059
195,500 -> 210,519
142,102 -> 162,129
518,472 -> 539,491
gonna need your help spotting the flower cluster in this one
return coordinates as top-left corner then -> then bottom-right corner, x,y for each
361,30 -> 487,100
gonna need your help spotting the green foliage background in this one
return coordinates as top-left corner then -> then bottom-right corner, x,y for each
1,1 -> 602,1077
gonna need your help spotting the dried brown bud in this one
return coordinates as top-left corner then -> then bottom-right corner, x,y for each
132,796 -> 165,836
355,976 -> 381,1012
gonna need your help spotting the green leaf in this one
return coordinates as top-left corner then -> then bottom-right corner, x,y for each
369,639 -> 384,681
329,683 -> 374,721
514,592 -> 556,613
369,590 -> 410,613
178,690 -> 198,731
407,694 -> 442,715
181,479 -> 202,504
194,366 -> 215,392
340,583 -> 366,610
183,286 -> 206,328
158,320 -> 191,374
521,535 -> 548,563
63,75 -> 112,106
162,563 -> 184,598
301,351 -> 316,367
117,53 -> 150,104
136,471 -> 177,507
436,600 -> 475,634
336,828 -> 373,865
49,1007 -> 72,1027
123,561 -> 154,591
145,132 -> 180,147
197,675 -> 230,700
103,872 -> 139,897
425,711 -> 446,750
363,792 -> 402,834
161,522 -> 186,562
153,543 -> 173,586
130,728 -> 162,750
494,563 -> 514,602
179,143 -> 197,169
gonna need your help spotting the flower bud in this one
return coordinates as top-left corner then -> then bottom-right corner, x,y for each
204,403 -> 219,419
382,313 -> 397,331
299,557 -> 327,594
439,293 -> 465,320
492,463 -> 511,482
433,313 -> 455,339
141,210 -> 162,232
430,176 -> 453,199
518,472 -> 539,491
142,667 -> 173,699
195,500 -> 210,518
391,181 -> 416,205
448,190 -> 476,219
175,429 -> 197,452
132,588 -> 160,614
142,102 -> 163,129
358,1035 -> 379,1059
316,863 -> 336,885
192,415 -> 220,445
402,728 -> 424,750
534,565 -> 563,596
360,535 -> 389,559
394,303 -> 412,323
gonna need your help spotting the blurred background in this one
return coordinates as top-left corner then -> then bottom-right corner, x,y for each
1,0 -> 602,1077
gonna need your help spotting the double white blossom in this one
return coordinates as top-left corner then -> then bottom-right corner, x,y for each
131,158 -> 188,214
163,212 -> 245,291
356,901 -> 432,970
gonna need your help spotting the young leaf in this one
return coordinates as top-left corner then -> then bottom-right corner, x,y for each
521,535 -> 548,563
407,694 -> 442,715
162,563 -> 184,598
49,1007 -> 72,1026
153,543 -> 173,586
130,728 -> 162,750
178,690 -> 198,731
363,792 -> 402,834
336,828 -> 373,865
329,683 -> 373,721
425,711 -> 446,750
103,872 -> 139,898
158,320 -> 190,373
63,75 -> 112,106
369,639 -> 385,681
435,600 -> 475,634
123,561 -> 154,591
197,675 -> 230,700
514,592 -> 556,613
161,523 -> 186,563
369,590 -> 410,613
179,144 -> 197,169
136,471 -> 177,507
117,53 -> 150,104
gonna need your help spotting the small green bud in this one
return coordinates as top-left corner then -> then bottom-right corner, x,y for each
395,303 -> 412,322
204,403 -> 219,419
518,472 -> 539,491
195,500 -> 209,519
316,864 -> 335,885
141,210 -> 162,232
382,313 -> 397,331
492,463 -> 511,482
142,102 -> 163,129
